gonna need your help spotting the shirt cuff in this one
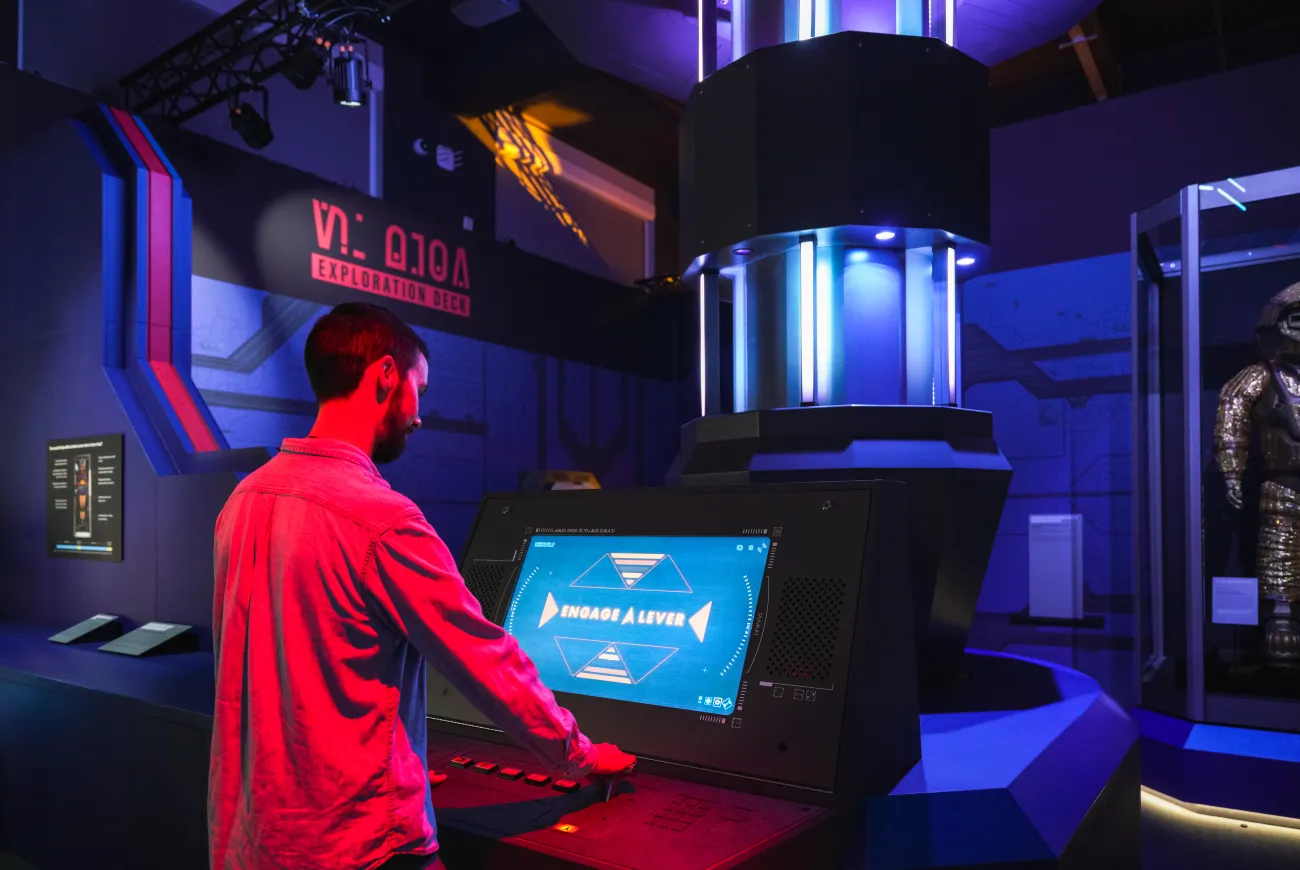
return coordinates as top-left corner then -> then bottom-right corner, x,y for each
562,731 -> 596,779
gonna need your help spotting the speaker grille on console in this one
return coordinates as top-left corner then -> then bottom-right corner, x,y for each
764,578 -> 846,683
464,561 -> 512,615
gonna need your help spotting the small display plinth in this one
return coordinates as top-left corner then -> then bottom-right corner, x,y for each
49,613 -> 123,645
98,622 -> 196,657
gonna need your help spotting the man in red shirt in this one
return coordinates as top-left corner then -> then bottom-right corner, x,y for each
210,303 -> 634,869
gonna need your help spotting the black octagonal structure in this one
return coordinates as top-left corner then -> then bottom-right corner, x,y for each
679,30 -> 989,271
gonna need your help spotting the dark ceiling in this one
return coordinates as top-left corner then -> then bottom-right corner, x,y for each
991,0 -> 1300,125
376,0 -> 1300,208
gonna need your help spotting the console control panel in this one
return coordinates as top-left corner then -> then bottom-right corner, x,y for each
427,734 -> 829,870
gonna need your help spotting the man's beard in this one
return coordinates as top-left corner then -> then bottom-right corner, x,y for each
372,394 -> 415,465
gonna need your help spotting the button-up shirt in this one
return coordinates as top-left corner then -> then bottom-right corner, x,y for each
209,438 -> 594,869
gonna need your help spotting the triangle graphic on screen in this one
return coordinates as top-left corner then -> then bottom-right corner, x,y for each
555,637 -> 610,677
539,592 -> 560,628
570,553 -> 692,593
632,556 -> 693,593
569,554 -> 630,590
554,637 -> 679,685
615,642 -> 679,682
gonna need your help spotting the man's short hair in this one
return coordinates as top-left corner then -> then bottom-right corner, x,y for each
304,303 -> 430,403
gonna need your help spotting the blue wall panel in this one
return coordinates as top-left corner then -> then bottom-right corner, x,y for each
190,277 -> 682,557
961,253 -> 1132,615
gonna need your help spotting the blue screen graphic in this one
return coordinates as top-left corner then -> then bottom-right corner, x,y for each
505,536 -> 770,715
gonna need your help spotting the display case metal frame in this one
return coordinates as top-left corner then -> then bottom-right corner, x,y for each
1132,165 -> 1300,729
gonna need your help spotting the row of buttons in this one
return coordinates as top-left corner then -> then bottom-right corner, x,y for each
444,756 -> 580,793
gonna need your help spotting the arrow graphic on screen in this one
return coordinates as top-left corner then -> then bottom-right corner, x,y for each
689,602 -> 712,642
539,592 -> 559,628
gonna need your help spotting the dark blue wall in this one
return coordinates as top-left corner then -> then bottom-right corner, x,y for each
963,253 -> 1131,616
190,276 -> 682,557
991,53 -> 1300,274
0,122 -> 239,640
0,113 -> 684,637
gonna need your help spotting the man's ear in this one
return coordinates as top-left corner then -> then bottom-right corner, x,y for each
374,354 -> 399,400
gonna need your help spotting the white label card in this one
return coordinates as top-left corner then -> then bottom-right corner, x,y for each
1211,577 -> 1259,626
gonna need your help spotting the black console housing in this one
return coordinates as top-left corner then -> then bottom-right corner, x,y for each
428,482 -> 918,808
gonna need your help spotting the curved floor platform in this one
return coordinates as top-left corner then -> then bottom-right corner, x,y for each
870,650 -> 1142,869
0,628 -> 1141,869
1135,707 -> 1300,823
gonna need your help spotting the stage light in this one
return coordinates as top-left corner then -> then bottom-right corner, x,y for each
875,230 -> 896,241
733,247 -> 752,256
798,0 -> 813,40
283,38 -> 326,90
229,88 -> 273,150
332,45 -> 368,107
956,256 -> 975,266
848,250 -> 869,263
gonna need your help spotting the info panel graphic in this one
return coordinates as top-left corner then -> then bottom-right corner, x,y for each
506,536 -> 770,715
46,435 -> 124,560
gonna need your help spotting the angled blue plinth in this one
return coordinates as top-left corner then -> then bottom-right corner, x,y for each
869,650 -> 1140,869
1136,707 -> 1300,821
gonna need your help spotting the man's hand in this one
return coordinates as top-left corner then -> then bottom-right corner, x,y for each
589,742 -> 637,776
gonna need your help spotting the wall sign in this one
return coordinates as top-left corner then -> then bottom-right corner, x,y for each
310,196 -> 473,318
47,434 -> 124,561
153,123 -> 680,381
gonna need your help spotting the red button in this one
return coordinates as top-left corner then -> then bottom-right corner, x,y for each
449,756 -> 473,769
525,773 -> 550,787
552,779 -> 580,793
498,767 -> 524,780
473,761 -> 499,774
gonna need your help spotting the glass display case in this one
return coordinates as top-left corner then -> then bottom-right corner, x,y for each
1133,166 -> 1300,731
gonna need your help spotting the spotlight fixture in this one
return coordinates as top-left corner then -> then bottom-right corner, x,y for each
282,37 -> 327,90
732,247 -> 752,256
956,256 -> 976,266
332,43 -> 369,107
874,230 -> 896,241
229,86 -> 273,150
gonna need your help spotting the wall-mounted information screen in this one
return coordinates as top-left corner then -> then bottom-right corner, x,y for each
47,434 -> 124,561
505,535 -> 770,716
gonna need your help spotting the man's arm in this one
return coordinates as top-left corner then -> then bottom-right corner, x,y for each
364,509 -> 596,778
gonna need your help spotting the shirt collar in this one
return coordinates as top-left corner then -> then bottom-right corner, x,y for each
279,438 -> 384,481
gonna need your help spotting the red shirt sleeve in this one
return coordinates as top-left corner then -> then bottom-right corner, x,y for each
365,508 -> 595,778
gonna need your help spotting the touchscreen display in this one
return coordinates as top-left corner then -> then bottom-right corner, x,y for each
505,535 -> 770,715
